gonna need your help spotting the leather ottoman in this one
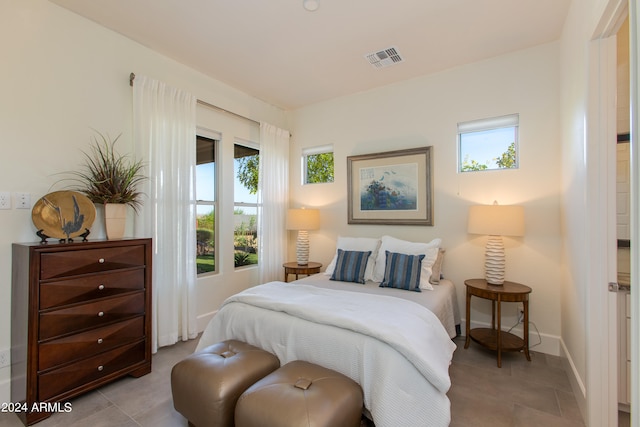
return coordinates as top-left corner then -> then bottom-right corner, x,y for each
235,360 -> 363,427
171,340 -> 280,427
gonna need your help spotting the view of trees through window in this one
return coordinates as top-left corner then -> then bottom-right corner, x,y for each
196,135 -> 216,275
458,114 -> 519,172
234,143 -> 259,268
305,152 -> 334,184
460,140 -> 517,171
302,145 -> 334,184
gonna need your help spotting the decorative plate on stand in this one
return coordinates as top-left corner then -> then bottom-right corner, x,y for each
31,191 -> 96,243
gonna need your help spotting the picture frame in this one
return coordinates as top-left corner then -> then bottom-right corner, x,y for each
347,146 -> 433,225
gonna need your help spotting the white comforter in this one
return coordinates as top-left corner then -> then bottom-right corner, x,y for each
197,282 -> 456,427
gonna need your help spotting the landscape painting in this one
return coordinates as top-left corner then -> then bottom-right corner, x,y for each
359,163 -> 418,211
347,146 -> 433,225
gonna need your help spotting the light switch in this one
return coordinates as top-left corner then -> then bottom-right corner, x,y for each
15,192 -> 31,209
0,192 -> 10,209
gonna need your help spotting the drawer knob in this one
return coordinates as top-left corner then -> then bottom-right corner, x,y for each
99,258 -> 105,263
98,284 -> 105,291
97,338 -> 103,344
97,365 -> 104,372
98,311 -> 105,317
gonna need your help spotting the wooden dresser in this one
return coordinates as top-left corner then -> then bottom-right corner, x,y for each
11,238 -> 152,425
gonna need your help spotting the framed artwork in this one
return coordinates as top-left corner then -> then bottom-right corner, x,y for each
347,146 -> 433,225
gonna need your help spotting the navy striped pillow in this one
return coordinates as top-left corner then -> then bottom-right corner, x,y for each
380,251 -> 424,292
330,249 -> 372,284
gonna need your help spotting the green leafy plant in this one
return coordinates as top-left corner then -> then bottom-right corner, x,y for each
234,251 -> 252,267
68,131 -> 147,213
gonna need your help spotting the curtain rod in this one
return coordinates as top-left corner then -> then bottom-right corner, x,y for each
129,72 -> 260,127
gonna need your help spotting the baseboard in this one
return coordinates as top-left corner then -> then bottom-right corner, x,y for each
560,337 -> 587,422
460,319 -> 561,356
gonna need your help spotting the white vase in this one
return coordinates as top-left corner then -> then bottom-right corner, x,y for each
104,203 -> 127,240
90,204 -> 107,239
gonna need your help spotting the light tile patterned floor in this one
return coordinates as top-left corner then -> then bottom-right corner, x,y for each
0,335 -> 607,427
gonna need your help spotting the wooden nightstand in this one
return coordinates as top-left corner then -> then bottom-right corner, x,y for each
464,278 -> 532,367
283,262 -> 322,282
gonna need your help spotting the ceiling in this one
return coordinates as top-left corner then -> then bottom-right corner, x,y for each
49,0 -> 571,110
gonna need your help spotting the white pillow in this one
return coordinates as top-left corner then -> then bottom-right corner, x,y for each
372,235 -> 442,290
325,236 -> 380,282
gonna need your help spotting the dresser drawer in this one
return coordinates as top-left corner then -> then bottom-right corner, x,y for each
39,317 -> 144,371
38,340 -> 146,401
40,245 -> 146,279
39,293 -> 145,340
40,269 -> 145,310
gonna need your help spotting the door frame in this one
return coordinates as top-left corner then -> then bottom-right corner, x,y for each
629,1 -> 639,426
587,0 -> 630,426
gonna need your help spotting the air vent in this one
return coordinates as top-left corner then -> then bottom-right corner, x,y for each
365,46 -> 403,69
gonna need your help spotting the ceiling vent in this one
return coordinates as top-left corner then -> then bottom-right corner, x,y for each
365,46 -> 403,69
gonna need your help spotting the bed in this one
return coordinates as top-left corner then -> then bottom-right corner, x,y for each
197,236 -> 460,427
294,272 -> 461,339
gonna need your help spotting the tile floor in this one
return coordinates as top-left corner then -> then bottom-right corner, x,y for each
448,336 -> 585,427
0,335 -> 608,427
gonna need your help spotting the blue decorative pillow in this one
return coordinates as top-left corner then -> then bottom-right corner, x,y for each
380,251 -> 424,292
330,249 -> 372,284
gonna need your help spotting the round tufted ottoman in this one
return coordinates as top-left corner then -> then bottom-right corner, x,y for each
171,340 -> 280,427
235,360 -> 363,427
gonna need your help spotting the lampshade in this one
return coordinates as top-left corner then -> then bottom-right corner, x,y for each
468,205 -> 525,237
287,208 -> 320,231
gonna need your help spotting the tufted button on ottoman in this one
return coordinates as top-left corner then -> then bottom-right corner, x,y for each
235,360 -> 364,427
171,340 -> 280,427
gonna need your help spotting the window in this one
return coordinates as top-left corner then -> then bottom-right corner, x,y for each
234,142 -> 260,268
458,114 -> 519,172
196,135 -> 217,275
302,145 -> 334,184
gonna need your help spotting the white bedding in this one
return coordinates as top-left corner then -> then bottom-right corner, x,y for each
295,273 -> 461,338
197,280 -> 458,427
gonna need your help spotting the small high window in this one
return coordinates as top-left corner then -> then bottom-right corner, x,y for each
302,145 -> 334,184
458,114 -> 519,172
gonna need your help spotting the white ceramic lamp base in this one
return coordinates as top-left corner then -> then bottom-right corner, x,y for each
296,230 -> 310,265
484,235 -> 505,285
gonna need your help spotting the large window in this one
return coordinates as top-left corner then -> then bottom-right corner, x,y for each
196,135 -> 217,275
458,114 -> 519,172
302,145 -> 334,184
234,142 -> 260,268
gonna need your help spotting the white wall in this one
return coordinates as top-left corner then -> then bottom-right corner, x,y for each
0,0 -> 286,403
558,2 -> 591,409
288,42 -> 563,355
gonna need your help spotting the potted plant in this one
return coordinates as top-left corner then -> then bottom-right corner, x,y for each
68,131 -> 147,239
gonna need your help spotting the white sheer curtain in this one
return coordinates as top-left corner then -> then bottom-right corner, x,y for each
132,75 -> 198,352
257,122 -> 290,283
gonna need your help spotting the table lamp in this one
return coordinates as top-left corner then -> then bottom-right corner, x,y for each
287,208 -> 320,265
468,202 -> 525,285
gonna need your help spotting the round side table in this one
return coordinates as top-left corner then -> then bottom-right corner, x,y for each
282,262 -> 322,282
464,278 -> 532,367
